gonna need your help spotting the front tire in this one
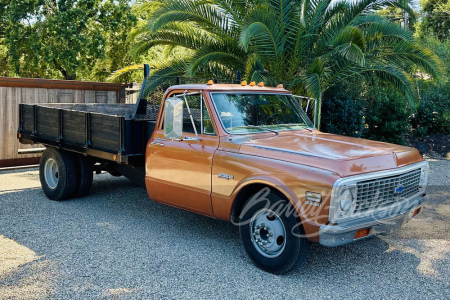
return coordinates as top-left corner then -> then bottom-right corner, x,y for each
239,190 -> 310,274
39,148 -> 77,201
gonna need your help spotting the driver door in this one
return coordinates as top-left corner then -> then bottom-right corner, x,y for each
146,92 -> 219,216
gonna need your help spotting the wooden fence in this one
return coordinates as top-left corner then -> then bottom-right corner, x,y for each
0,77 -> 130,168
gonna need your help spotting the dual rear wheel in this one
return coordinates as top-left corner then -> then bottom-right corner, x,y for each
39,148 -> 93,201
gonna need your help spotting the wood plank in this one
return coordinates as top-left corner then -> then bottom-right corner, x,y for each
21,88 -> 34,104
36,88 -> 48,104
12,88 -> 21,160
60,89 -> 74,103
5,88 -> 17,159
85,90 -> 96,103
5,87 -> 12,159
95,91 -> 107,104
107,91 -> 117,104
0,87 -> 6,160
48,89 -> 59,103
73,89 -> 83,104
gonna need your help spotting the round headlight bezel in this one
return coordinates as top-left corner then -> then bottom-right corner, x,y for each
339,188 -> 356,214
340,190 -> 353,211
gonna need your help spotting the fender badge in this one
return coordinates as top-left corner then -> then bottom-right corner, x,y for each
306,201 -> 322,207
218,173 -> 234,180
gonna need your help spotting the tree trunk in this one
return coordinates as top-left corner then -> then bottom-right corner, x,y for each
314,95 -> 322,130
59,67 -> 76,80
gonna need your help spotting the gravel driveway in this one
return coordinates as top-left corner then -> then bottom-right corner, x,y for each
0,160 -> 449,299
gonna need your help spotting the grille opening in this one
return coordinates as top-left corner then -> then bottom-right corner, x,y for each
354,169 -> 421,213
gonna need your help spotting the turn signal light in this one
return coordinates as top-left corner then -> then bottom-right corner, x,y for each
207,80 -> 214,85
241,81 -> 248,86
249,81 -> 256,86
412,207 -> 421,217
354,228 -> 371,240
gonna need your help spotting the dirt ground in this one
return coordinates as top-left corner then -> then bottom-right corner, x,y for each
0,160 -> 448,299
406,134 -> 450,160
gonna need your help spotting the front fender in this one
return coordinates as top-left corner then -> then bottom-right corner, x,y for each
211,150 -> 340,240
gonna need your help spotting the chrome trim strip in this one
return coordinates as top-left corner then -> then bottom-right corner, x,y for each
249,144 -> 343,159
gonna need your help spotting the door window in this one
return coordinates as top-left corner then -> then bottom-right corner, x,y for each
171,94 -> 216,136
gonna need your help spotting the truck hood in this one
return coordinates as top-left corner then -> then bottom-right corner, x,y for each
236,131 -> 423,177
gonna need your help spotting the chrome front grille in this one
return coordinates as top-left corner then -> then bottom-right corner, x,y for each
355,168 -> 421,213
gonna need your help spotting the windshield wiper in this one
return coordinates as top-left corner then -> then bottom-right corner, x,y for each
232,125 -> 279,135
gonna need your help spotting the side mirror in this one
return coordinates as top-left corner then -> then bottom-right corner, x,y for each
164,97 -> 183,139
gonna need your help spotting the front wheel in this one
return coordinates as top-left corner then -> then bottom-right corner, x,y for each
239,190 -> 309,274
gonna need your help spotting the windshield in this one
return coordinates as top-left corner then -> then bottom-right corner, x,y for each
210,93 -> 314,134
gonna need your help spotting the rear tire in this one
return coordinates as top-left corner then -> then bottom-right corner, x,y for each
39,148 -> 77,201
239,189 -> 310,274
73,155 -> 93,197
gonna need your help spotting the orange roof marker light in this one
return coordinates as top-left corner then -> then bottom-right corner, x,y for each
207,80 -> 214,85
257,82 -> 264,87
249,81 -> 256,86
241,81 -> 248,86
277,84 -> 284,88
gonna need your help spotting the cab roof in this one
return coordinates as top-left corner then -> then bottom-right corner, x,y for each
166,84 -> 292,93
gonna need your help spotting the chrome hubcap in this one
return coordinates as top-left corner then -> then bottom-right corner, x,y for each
250,209 -> 286,258
44,158 -> 59,189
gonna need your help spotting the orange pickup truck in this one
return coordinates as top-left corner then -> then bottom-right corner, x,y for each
18,69 -> 429,274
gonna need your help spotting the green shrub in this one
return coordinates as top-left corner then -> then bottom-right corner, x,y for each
321,90 -> 365,138
363,92 -> 411,145
411,87 -> 450,137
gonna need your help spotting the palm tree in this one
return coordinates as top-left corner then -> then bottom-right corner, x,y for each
110,0 -> 442,128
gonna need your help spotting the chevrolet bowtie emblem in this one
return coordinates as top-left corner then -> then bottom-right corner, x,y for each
395,186 -> 405,193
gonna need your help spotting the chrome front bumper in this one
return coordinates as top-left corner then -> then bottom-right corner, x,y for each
319,193 -> 427,247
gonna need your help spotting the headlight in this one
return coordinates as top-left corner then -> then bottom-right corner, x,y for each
338,187 -> 356,215
340,189 -> 354,211
329,186 -> 357,223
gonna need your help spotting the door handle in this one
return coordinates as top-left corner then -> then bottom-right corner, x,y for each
151,141 -> 164,147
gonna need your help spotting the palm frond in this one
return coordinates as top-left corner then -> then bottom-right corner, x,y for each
361,64 -> 415,106
146,0 -> 233,39
106,64 -> 143,82
130,24 -> 216,57
239,6 -> 284,62
383,41 -> 444,80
